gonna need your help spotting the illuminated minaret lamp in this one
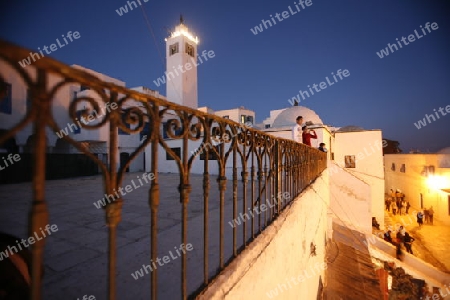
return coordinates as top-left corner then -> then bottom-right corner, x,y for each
165,16 -> 199,109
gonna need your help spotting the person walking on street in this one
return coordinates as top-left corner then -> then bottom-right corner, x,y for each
401,200 -> 406,215
405,201 -> 411,214
392,201 -> 397,215
404,232 -> 415,254
429,206 -> 434,225
390,189 -> 396,204
396,227 -> 405,246
396,243 -> 404,261
385,198 -> 391,212
424,208 -> 429,224
384,230 -> 393,244
417,211 -> 424,227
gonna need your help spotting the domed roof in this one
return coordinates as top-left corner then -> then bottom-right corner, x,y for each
437,147 -> 450,154
337,125 -> 365,132
437,147 -> 450,168
272,106 -> 323,128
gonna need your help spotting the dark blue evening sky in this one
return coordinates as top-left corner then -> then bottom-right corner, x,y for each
1,0 -> 449,152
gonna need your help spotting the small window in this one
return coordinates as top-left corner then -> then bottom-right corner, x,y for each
200,145 -> 220,161
391,163 -> 396,171
185,43 -> 194,57
400,164 -> 406,173
170,43 -> 179,56
166,147 -> 181,160
265,124 -> 270,129
344,155 -> 355,168
162,122 -> 183,139
222,115 -> 229,119
140,122 -> 150,141
118,113 -> 131,135
240,115 -> 247,124
246,116 -> 254,124
0,82 -> 12,115
80,85 -> 90,92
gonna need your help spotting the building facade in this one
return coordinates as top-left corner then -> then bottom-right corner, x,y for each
384,151 -> 450,225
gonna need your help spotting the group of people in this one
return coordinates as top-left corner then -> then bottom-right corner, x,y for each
383,225 -> 415,258
385,189 -> 410,215
386,189 -> 408,215
386,188 -> 436,227
416,206 -> 435,227
292,116 -> 327,152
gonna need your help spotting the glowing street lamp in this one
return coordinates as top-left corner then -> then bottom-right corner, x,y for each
426,175 -> 447,190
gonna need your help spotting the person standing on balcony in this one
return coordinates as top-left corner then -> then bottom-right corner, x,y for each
318,143 -> 327,152
301,126 -> 317,147
292,116 -> 303,143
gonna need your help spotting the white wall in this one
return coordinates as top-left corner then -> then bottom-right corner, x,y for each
198,171 -> 329,300
0,60 -> 33,147
0,60 -> 78,149
329,161 -> 372,233
334,130 -> 385,229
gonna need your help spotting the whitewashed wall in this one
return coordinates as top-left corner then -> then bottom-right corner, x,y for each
333,130 -> 385,229
197,171 -> 329,300
328,161 -> 372,233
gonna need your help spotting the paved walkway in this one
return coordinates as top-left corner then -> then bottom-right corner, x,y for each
0,172 -> 269,299
382,207 -> 450,273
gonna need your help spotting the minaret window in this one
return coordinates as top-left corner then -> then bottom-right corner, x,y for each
169,43 -> 179,56
186,43 -> 194,57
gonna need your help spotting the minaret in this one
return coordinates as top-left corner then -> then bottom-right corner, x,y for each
165,16 -> 199,109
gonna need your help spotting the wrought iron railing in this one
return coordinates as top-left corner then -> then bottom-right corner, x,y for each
0,39 -> 326,300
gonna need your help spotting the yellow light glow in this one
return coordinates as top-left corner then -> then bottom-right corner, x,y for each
170,29 -> 199,44
426,175 -> 448,190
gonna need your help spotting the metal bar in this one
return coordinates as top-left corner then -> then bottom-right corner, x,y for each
107,95 -> 120,300
30,70 -> 49,300
180,132 -> 191,300
232,146 -> 237,257
264,157 -> 268,228
251,150 -> 255,239
242,167 -> 248,247
257,153 -> 263,233
203,149 -> 209,285
150,105 -> 160,300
